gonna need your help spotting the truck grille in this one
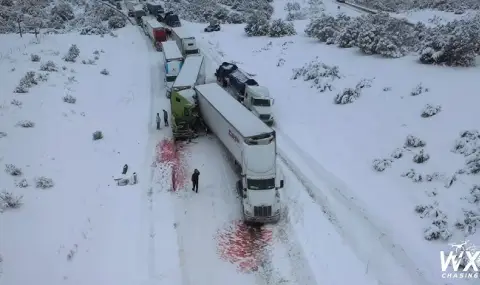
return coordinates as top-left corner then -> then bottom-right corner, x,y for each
259,114 -> 270,120
254,206 -> 272,217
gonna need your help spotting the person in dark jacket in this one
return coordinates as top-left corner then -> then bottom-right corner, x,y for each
163,109 -> 168,127
122,164 -> 128,175
191,169 -> 200,193
156,113 -> 161,130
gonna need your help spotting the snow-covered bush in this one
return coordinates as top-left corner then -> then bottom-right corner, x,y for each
5,164 -> 22,176
40,60 -> 57,72
63,94 -> 76,104
424,220 -> 452,241
245,12 -> 270,36
36,72 -> 49,82
51,2 -> 74,22
268,18 -> 296,37
402,168 -> 423,182
30,54 -> 40,62
391,148 -> 403,159
405,135 -> 426,148
92,130 -> 103,140
0,191 -> 23,210
0,0 -> 14,6
16,178 -> 28,188
108,15 -> 126,29
455,210 -> 480,237
0,132 -> 6,138
80,22 -> 109,35
466,185 -> 480,204
465,154 -> 480,174
35,176 -> 54,189
421,104 -> 441,118
350,0 -> 480,14
334,88 -> 360,104
226,12 -> 245,24
64,44 -> 80,62
372,158 -> 392,172
452,130 -> 480,157
411,83 -> 428,96
81,59 -> 95,65
413,149 -> 430,163
100,68 -> 109,75
292,58 -> 340,91
284,1 -> 305,21
16,120 -> 35,128
305,14 -> 340,43
10,99 -> 22,107
14,71 -> 37,93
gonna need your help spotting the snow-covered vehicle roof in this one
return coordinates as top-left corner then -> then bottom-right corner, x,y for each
178,89 -> 196,105
162,41 -> 183,61
246,85 -> 271,98
195,83 -> 274,138
172,55 -> 204,89
133,4 -> 144,11
171,27 -> 194,39
146,19 -> 164,29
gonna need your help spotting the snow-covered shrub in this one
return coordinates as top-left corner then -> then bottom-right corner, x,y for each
411,83 -> 428,96
40,60 -> 57,72
16,178 -> 28,188
100,68 -> 109,75
0,132 -> 6,138
90,3 -> 115,21
413,149 -> 430,163
108,15 -> 126,29
305,14 -> 339,43
372,158 -> 392,172
268,18 -> 295,37
421,104 -> 441,118
245,12 -> 270,36
35,176 -> 54,189
14,71 -> 37,93
80,22 -> 109,35
51,2 -> 74,22
452,130 -> 480,157
81,59 -> 95,65
30,54 -> 40,62
92,130 -> 103,140
0,191 -> 23,210
64,44 -> 80,62
292,58 -> 340,90
16,120 -> 35,128
10,99 -> 22,107
465,154 -> 480,174
466,185 -> 480,204
424,220 -> 452,241
63,94 -> 76,104
0,0 -> 14,6
402,168 -> 423,182
284,1 -> 305,21
419,20 -> 479,67
5,164 -> 22,176
391,148 -> 403,159
405,135 -> 426,148
277,58 -> 285,67
414,203 -> 447,219
337,17 -> 363,48
36,73 -> 48,82
226,12 -> 245,24
455,210 -> 480,237
334,88 -> 360,104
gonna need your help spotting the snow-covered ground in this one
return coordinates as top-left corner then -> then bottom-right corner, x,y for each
0,26 -> 182,284
184,2 -> 480,282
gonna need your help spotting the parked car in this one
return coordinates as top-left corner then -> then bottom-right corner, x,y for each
204,23 -> 220,32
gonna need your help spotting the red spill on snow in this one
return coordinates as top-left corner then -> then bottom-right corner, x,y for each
155,138 -> 187,191
216,221 -> 273,273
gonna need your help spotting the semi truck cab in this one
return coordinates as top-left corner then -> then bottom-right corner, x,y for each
244,85 -> 274,126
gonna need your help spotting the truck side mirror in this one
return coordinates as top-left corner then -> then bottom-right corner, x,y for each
280,180 -> 284,188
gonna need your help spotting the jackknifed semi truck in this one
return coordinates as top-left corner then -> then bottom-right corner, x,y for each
194,83 -> 284,223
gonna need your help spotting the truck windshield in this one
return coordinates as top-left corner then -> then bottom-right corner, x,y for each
166,75 -> 176,82
252,98 -> 271,106
247,178 -> 275,190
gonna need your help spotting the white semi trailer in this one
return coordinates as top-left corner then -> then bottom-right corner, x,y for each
194,83 -> 284,223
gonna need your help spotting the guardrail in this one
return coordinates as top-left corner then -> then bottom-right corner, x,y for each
342,1 -> 416,26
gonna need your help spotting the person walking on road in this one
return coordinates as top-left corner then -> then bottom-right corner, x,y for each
156,113 -> 161,130
163,109 -> 169,127
191,169 -> 200,193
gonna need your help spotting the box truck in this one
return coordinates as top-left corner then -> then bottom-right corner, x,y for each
215,62 -> 274,126
162,40 -> 184,88
146,1 -> 164,15
194,83 -> 284,223
145,19 -> 167,49
170,27 -> 199,56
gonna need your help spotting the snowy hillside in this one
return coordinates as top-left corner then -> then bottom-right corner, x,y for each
181,0 -> 480,283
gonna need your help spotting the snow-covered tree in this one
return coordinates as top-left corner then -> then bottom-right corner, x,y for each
108,15 -> 126,29
51,2 -> 74,22
268,18 -> 296,37
245,12 -> 270,36
226,12 -> 245,24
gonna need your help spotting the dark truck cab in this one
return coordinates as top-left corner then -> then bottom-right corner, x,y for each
215,62 -> 258,101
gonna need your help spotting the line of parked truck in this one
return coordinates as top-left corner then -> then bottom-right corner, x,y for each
135,9 -> 283,223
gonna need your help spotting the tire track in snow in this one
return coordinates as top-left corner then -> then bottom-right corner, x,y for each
274,126 -> 432,285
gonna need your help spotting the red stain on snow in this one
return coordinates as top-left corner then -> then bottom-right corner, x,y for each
154,139 -> 187,191
216,221 -> 273,273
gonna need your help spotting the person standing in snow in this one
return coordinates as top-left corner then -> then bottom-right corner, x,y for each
191,169 -> 200,193
163,109 -> 169,127
122,164 -> 128,175
156,113 -> 161,130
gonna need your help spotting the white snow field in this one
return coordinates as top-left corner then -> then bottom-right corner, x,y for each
183,1 -> 480,284
0,26 -> 182,284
